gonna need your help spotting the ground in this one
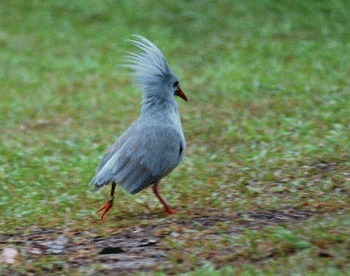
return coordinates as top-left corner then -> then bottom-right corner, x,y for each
0,209 -> 320,274
0,1 -> 349,274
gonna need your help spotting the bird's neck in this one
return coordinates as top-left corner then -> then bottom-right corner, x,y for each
141,94 -> 178,116
140,94 -> 184,136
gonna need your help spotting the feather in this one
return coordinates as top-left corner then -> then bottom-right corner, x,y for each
91,35 -> 186,199
123,35 -> 173,93
92,123 -> 184,193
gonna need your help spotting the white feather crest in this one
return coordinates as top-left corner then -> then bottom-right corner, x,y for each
124,35 -> 172,91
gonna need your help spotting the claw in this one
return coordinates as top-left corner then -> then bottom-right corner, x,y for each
96,199 -> 113,220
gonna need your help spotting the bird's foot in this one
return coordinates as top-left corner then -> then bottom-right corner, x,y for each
96,197 -> 114,220
164,205 -> 176,215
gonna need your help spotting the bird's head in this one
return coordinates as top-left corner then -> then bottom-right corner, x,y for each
125,35 -> 188,102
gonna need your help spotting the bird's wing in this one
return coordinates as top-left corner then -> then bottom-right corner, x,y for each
92,123 -> 183,194
95,123 -> 135,173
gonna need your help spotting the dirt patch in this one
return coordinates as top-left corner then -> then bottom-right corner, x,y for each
0,208 -> 314,274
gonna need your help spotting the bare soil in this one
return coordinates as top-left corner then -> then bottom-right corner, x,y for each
0,208 -> 314,274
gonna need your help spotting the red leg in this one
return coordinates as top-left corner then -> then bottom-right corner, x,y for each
97,182 -> 116,220
152,182 -> 176,215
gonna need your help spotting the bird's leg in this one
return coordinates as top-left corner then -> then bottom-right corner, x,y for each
97,182 -> 116,220
152,182 -> 176,215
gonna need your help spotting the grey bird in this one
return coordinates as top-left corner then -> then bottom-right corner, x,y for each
91,35 -> 188,220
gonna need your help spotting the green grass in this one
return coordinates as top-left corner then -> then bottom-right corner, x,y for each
1,0 -> 349,274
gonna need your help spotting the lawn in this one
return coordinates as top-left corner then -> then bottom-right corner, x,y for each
0,0 -> 349,274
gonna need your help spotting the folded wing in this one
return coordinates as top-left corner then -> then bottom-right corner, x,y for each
92,123 -> 183,194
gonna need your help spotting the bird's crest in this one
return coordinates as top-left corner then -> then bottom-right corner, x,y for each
124,35 -> 173,92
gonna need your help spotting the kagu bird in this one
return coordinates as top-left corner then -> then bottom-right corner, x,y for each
91,35 -> 188,220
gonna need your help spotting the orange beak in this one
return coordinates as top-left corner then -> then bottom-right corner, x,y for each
175,88 -> 188,102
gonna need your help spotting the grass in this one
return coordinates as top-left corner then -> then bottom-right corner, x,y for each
1,0 -> 349,274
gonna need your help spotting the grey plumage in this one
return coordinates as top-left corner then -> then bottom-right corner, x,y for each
124,35 -> 173,94
91,35 -> 186,207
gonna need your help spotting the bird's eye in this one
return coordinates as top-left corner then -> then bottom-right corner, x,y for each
173,81 -> 179,87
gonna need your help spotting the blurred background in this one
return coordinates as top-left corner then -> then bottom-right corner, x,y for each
0,0 -> 349,274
